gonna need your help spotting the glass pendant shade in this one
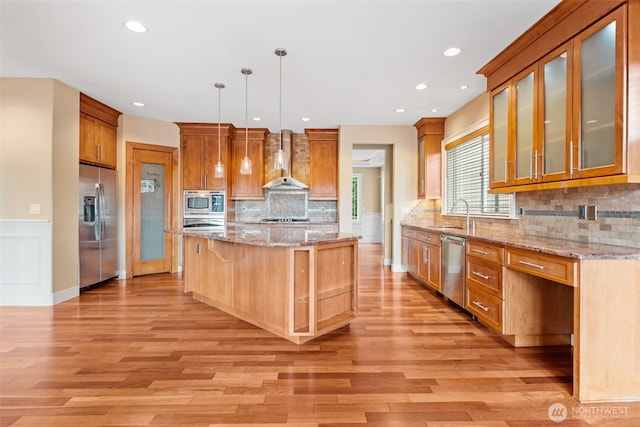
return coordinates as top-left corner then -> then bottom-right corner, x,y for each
214,161 -> 225,178
240,68 -> 252,175
240,156 -> 252,175
274,145 -> 288,171
214,82 -> 225,179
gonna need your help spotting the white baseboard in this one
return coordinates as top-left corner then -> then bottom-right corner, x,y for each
391,263 -> 407,273
53,285 -> 79,304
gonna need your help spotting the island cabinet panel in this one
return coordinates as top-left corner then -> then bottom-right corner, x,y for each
306,129 -> 339,200
184,234 -> 358,344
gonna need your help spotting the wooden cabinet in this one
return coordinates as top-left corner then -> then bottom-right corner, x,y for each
229,128 -> 268,200
465,240 -> 505,332
184,234 -> 358,345
480,1 -> 640,192
401,226 -> 440,291
306,129 -> 338,200
176,123 -> 232,191
79,94 -> 121,169
414,118 -> 445,198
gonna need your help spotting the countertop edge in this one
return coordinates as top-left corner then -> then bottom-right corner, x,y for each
400,222 -> 640,260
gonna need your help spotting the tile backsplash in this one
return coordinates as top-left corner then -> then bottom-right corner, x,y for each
404,184 -> 640,248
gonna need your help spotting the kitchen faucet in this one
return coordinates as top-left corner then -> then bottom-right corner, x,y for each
451,198 -> 470,233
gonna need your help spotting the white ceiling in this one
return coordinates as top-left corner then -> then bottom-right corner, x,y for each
1,0 -> 560,133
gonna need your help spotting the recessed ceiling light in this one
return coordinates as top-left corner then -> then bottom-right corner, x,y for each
431,108 -> 439,113
395,108 -> 406,113
132,101 -> 145,107
125,20 -> 147,33
301,117 -> 311,122
414,83 -> 428,90
252,117 -> 262,121
443,47 -> 461,57
459,84 -> 469,90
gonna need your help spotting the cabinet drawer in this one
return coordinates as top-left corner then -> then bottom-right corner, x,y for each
467,240 -> 504,264
401,227 -> 418,239
506,248 -> 577,287
466,257 -> 504,298
417,231 -> 440,246
466,285 -> 504,333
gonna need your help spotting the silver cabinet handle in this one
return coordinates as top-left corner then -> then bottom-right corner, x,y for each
423,236 -> 432,241
472,271 -> 491,280
423,246 -> 429,264
472,301 -> 490,312
472,248 -> 489,255
534,149 -> 539,179
518,260 -> 545,270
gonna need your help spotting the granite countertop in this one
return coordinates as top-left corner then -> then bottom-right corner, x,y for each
401,221 -> 640,260
182,225 -> 359,247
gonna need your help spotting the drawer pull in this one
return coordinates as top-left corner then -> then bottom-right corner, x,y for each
472,300 -> 490,312
424,236 -> 432,241
472,271 -> 491,280
472,248 -> 489,255
518,260 -> 545,270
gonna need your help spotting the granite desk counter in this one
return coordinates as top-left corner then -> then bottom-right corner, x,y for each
182,227 -> 359,344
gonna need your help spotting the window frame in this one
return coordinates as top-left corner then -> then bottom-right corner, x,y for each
442,125 -> 516,219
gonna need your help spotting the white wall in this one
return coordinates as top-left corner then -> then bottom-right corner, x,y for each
0,78 -> 79,304
339,125 -> 417,270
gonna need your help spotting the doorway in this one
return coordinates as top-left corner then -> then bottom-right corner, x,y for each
126,142 -> 179,277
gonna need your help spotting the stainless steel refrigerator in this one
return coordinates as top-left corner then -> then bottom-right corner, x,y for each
79,164 -> 118,289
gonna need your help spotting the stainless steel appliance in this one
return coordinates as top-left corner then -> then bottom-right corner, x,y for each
79,164 -> 118,289
183,190 -> 225,230
440,234 -> 466,307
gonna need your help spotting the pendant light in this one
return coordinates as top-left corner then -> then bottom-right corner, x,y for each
239,67 -> 253,175
213,82 -> 225,178
273,48 -> 288,171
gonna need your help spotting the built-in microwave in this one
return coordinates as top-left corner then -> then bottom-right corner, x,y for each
184,190 -> 225,217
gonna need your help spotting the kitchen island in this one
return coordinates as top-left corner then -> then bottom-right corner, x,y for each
182,226 -> 359,344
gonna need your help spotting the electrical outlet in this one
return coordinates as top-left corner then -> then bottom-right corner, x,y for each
519,207 -> 525,215
578,205 -> 586,219
29,203 -> 40,215
587,205 -> 598,220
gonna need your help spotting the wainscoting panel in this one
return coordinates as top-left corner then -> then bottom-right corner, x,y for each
0,220 -> 53,305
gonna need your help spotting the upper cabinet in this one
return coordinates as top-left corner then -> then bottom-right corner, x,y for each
306,128 -> 339,200
79,94 -> 121,169
176,123 -> 232,191
230,128 -> 268,200
414,118 -> 445,198
479,0 -> 639,192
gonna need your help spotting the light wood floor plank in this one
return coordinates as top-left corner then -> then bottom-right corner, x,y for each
1,243 -> 638,426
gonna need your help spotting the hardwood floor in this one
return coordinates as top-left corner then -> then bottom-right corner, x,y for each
1,243 -> 638,426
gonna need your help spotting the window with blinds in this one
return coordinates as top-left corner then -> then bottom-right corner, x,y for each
444,128 -> 514,217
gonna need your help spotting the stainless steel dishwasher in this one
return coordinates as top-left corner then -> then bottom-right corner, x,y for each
440,234 -> 466,307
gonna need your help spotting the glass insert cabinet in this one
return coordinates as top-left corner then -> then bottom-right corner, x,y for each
487,4 -> 633,191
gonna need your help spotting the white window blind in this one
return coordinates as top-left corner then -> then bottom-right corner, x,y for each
444,129 -> 514,217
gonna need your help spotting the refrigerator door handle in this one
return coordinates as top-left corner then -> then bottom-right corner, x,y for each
95,183 -> 102,241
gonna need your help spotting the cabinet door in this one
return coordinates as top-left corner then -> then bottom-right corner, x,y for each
230,137 -> 264,199
572,8 -> 624,178
490,84 -> 510,186
417,138 -> 425,198
181,135 -> 206,190
97,121 -> 117,169
540,43 -> 573,182
79,114 -> 98,164
513,67 -> 538,185
183,237 -> 208,294
309,139 -> 337,200
408,238 -> 419,276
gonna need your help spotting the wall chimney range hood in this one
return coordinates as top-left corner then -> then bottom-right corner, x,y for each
263,129 -> 309,190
